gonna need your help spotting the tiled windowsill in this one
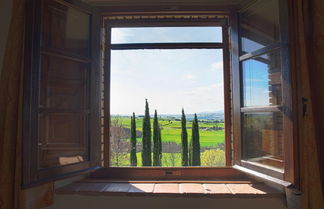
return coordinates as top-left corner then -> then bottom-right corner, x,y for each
56,180 -> 284,198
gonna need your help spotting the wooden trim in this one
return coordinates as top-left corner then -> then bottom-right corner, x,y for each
279,0 -> 296,185
110,43 -> 224,50
41,47 -> 92,63
240,106 -> 281,113
235,0 -> 296,184
239,43 -> 281,61
97,7 -> 234,16
89,7 -> 102,167
237,0 -> 258,12
82,179 -> 254,184
52,0 -> 93,14
22,0 -> 101,187
38,108 -> 90,114
23,163 -> 99,188
91,167 -> 247,180
103,22 -> 111,167
23,0 -> 43,186
230,11 -> 241,165
106,19 -> 227,28
222,21 -> 232,166
102,15 -> 232,172
233,165 -> 291,187
287,1 -> 300,189
240,161 -> 284,180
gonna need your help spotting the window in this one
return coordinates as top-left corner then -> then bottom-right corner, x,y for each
22,0 -> 101,186
99,16 -> 235,178
234,0 -> 295,182
23,0 -> 295,186
106,26 -> 226,168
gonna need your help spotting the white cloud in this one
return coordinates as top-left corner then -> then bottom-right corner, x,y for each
211,61 -> 223,71
183,74 -> 196,80
111,28 -> 133,43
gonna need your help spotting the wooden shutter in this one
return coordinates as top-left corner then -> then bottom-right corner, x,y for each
23,0 -> 101,186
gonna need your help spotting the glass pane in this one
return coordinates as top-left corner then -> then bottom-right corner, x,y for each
111,27 -> 222,44
39,113 -> 88,168
109,49 -> 225,167
40,55 -> 90,109
42,1 -> 90,57
242,112 -> 284,170
239,0 -> 279,54
242,51 -> 282,107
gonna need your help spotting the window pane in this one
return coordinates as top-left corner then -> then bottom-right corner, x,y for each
40,55 -> 90,110
39,113 -> 88,168
239,0 -> 279,54
109,49 -> 225,167
42,1 -> 91,57
242,112 -> 284,170
242,51 -> 282,107
111,27 -> 222,44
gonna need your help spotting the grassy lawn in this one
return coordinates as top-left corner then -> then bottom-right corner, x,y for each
112,116 -> 225,148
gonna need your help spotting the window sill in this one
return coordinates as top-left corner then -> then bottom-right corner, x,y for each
55,180 -> 284,198
233,165 -> 291,188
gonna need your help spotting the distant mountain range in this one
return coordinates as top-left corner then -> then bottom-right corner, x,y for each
112,111 -> 224,121
158,111 -> 224,121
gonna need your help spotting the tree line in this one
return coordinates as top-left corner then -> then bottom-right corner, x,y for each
130,99 -> 201,167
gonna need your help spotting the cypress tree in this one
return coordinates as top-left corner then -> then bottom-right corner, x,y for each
141,99 -> 152,166
153,110 -> 161,166
188,138 -> 192,166
130,112 -> 137,166
190,114 -> 201,166
181,109 -> 188,166
158,124 -> 162,164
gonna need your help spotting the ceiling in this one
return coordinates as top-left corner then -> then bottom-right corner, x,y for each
81,0 -> 250,7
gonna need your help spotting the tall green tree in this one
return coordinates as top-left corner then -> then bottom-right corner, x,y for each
158,124 -> 162,164
181,109 -> 188,166
153,110 -> 162,166
188,138 -> 192,166
190,113 -> 201,166
130,112 -> 137,166
141,99 -> 152,166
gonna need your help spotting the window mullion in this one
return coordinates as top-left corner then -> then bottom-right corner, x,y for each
110,42 -> 224,50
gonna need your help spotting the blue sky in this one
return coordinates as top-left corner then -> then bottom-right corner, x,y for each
109,27 -> 273,115
242,58 -> 272,107
111,27 -> 222,44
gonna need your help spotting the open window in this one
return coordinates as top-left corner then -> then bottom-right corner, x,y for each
23,0 -> 296,187
102,18 -> 231,169
233,0 -> 296,183
22,0 -> 101,186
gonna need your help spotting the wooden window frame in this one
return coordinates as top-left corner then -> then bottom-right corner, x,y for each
93,2 -> 298,186
22,0 -> 298,186
22,0 -> 101,187
97,13 -> 240,180
232,0 -> 298,185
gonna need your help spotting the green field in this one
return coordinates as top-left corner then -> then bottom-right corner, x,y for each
113,116 -> 225,148
111,150 -> 225,167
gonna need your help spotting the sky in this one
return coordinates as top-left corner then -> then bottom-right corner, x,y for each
241,37 -> 279,107
109,27 -> 274,115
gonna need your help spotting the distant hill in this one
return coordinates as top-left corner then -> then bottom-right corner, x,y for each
159,111 -> 224,121
112,111 -> 224,121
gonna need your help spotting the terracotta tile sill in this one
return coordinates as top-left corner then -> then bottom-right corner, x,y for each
56,180 -> 284,198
